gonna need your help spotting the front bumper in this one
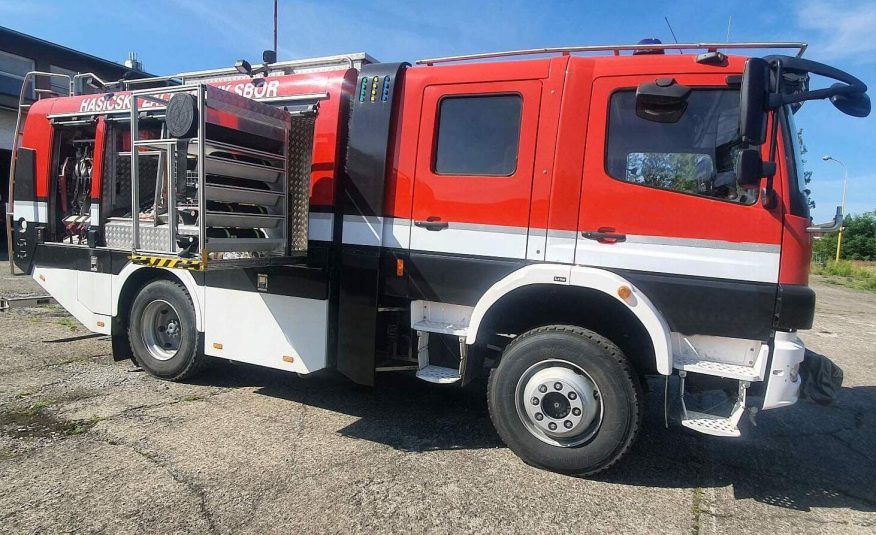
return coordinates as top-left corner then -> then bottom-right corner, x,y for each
762,331 -> 806,410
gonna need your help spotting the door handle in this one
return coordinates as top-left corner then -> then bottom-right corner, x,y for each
581,228 -> 626,244
414,218 -> 449,231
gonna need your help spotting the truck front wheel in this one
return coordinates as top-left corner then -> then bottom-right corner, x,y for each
128,279 -> 205,381
487,325 -> 642,475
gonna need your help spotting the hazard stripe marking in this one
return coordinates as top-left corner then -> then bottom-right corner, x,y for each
129,255 -> 203,271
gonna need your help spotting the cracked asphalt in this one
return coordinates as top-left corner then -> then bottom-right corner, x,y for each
0,267 -> 874,534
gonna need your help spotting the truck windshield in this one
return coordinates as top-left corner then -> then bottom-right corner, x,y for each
780,106 -> 810,218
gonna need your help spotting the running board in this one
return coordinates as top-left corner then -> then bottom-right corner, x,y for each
415,365 -> 462,384
411,301 -> 474,385
414,330 -> 466,385
674,354 -> 765,382
679,371 -> 748,437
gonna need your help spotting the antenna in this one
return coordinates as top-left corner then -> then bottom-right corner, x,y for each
664,16 -> 682,54
273,0 -> 278,60
726,16 -> 732,42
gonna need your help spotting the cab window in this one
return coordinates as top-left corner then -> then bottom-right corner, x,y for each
605,89 -> 755,205
433,94 -> 522,176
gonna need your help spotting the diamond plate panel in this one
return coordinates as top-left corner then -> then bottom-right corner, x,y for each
288,116 -> 315,253
105,219 -> 171,252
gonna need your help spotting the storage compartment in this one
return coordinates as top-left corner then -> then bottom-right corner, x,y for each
103,84 -> 315,267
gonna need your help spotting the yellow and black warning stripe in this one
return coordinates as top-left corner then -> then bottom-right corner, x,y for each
130,255 -> 204,271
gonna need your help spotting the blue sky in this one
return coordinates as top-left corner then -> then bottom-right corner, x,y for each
2,0 -> 874,221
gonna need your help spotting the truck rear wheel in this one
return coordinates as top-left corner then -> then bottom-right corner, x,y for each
487,325 -> 642,475
128,279 -> 205,381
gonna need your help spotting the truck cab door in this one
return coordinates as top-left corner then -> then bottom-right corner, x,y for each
578,74 -> 784,341
406,80 -> 541,305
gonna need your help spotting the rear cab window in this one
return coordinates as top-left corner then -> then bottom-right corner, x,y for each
433,94 -> 522,176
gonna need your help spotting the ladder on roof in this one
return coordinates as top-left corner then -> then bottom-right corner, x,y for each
6,71 -> 73,274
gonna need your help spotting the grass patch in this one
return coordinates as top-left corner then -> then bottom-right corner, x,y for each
0,401 -> 99,439
26,401 -> 52,415
56,318 -> 78,332
182,395 -> 205,402
812,261 -> 876,293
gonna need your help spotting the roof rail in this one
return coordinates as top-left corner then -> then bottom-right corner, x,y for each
123,52 -> 378,90
416,42 -> 808,65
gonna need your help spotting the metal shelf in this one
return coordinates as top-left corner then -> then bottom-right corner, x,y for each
204,155 -> 283,183
193,138 -> 286,163
206,237 -> 286,252
204,184 -> 283,206
204,211 -> 283,228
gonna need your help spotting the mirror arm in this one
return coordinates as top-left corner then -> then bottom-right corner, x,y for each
761,60 -> 783,210
807,206 -> 844,234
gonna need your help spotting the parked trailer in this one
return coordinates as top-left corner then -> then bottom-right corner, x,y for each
7,42 -> 868,474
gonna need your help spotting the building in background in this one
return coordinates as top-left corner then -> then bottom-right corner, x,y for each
1,25 -> 150,254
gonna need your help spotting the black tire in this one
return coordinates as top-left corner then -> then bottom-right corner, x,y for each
128,279 -> 206,381
487,325 -> 642,476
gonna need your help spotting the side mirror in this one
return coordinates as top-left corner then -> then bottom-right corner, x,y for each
807,206 -> 844,234
262,50 -> 277,64
735,148 -> 766,188
635,78 -> 691,123
739,58 -> 770,144
736,148 -> 778,209
830,84 -> 871,117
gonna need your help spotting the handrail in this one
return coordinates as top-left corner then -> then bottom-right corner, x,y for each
123,52 -> 373,90
416,41 -> 808,65
7,71 -> 73,273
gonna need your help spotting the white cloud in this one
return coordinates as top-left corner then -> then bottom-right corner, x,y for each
798,0 -> 876,61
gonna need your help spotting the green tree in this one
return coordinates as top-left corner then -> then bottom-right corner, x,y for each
813,213 -> 876,262
796,128 -> 816,210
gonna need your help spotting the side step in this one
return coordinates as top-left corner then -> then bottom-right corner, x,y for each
416,364 -> 462,384
673,343 -> 768,382
678,371 -> 748,437
411,301 -> 473,385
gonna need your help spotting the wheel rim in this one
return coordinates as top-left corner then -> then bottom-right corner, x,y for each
515,359 -> 604,447
139,299 -> 182,361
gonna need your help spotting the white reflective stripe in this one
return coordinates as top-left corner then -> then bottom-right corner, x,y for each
341,215 -> 411,248
546,230 -> 576,264
308,212 -> 333,242
526,228 -> 547,261
625,234 -> 780,253
90,206 -> 100,222
342,214 -> 383,246
575,236 -> 780,283
383,217 -> 410,249
12,201 -> 48,222
411,221 -> 528,259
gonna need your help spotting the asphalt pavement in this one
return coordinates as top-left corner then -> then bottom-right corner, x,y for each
0,267 -> 873,534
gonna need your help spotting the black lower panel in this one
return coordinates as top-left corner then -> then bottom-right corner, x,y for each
27,241 -> 122,274
404,251 -> 525,306
336,246 -> 381,385
205,264 -> 327,300
776,284 -> 815,331
613,269 -> 777,340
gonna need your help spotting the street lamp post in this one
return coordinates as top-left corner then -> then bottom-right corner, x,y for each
822,155 -> 848,263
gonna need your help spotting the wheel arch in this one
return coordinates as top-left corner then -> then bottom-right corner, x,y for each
467,264 -> 672,375
112,264 -> 204,332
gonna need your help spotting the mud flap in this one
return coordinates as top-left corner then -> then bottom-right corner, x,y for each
798,349 -> 844,405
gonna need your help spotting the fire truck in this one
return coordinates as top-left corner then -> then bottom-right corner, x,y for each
6,41 -> 869,475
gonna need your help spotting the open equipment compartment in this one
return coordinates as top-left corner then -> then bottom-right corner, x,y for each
104,83 -> 314,268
